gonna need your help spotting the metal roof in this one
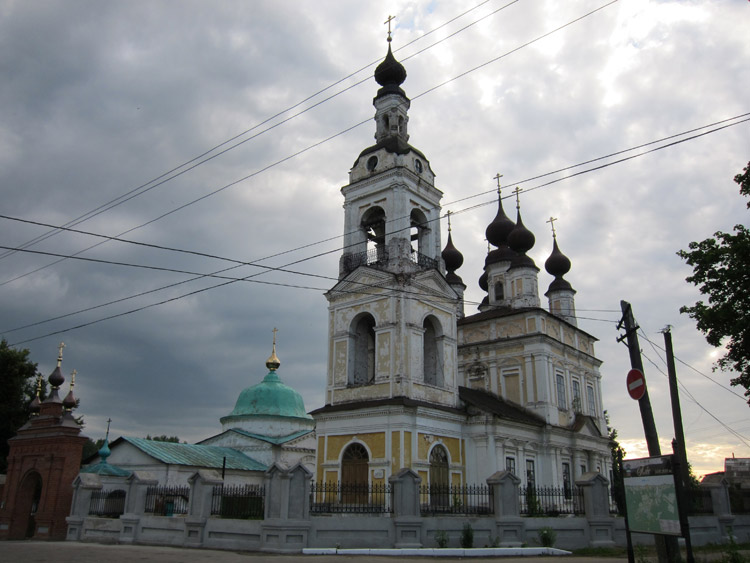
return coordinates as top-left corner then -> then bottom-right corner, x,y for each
120,437 -> 266,471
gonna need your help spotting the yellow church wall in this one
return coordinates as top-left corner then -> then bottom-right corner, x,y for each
404,432 -> 412,466
451,472 -> 462,486
418,470 -> 429,502
417,434 -> 461,464
505,372 -> 520,403
324,432 -> 386,463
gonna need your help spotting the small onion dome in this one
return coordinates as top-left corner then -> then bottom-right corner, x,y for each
442,233 -> 464,273
48,365 -> 64,389
29,395 -> 41,415
485,198 -> 515,248
266,349 -> 280,372
478,270 -> 488,292
485,246 -> 516,267
98,440 -> 111,463
507,211 -> 535,255
374,44 -> 407,99
63,389 -> 77,410
545,238 -> 571,278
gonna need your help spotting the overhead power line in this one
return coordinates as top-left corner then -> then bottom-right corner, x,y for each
0,0 -> 617,288
0,0 -> 519,264
2,112 -> 748,340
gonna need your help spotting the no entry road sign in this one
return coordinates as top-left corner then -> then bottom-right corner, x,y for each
627,368 -> 646,400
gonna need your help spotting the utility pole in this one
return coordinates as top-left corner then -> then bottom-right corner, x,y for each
663,327 -> 695,563
617,301 -> 681,563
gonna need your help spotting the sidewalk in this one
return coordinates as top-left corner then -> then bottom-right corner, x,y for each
3,541 -> 630,563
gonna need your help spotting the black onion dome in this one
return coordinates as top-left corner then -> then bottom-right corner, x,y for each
375,44 -> 407,88
485,199 -> 515,247
485,246 -> 516,266
478,270 -> 488,292
29,395 -> 41,414
48,365 -> 64,388
442,233 -> 464,273
507,212 -> 535,255
545,238 -> 571,278
63,389 -> 77,410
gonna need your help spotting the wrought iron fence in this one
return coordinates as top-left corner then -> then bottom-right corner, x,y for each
341,247 -> 389,275
211,484 -> 265,519
412,251 -> 438,270
420,484 -> 494,516
520,485 -> 584,516
310,481 -> 392,514
144,485 -> 190,516
688,487 -> 714,515
88,489 -> 126,518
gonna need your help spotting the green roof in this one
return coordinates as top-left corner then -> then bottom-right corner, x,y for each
121,437 -> 266,471
81,460 -> 132,477
221,370 -> 313,422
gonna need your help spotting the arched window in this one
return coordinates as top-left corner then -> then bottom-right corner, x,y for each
350,314 -> 376,386
429,445 -> 450,509
423,316 -> 443,387
341,443 -> 369,504
494,280 -> 504,301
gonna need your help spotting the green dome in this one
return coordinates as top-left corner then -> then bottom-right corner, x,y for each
222,371 -> 313,422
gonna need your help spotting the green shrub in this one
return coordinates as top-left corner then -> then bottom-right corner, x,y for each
434,529 -> 449,548
538,526 -> 556,548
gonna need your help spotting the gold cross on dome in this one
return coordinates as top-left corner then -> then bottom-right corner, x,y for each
493,172 -> 503,195
70,369 -> 77,389
513,186 -> 523,209
57,341 -> 66,366
384,15 -> 395,41
446,210 -> 452,232
547,216 -> 558,237
272,327 -> 278,346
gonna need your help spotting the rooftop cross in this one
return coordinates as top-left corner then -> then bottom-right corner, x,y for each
384,15 -> 395,42
70,369 -> 77,389
105,418 -> 112,439
493,172 -> 503,196
57,341 -> 65,367
446,210 -> 452,232
513,186 -> 523,210
547,216 -> 558,238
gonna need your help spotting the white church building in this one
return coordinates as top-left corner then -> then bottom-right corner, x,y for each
311,37 -> 611,493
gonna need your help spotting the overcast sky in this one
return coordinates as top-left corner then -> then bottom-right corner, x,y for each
1,0 -> 748,478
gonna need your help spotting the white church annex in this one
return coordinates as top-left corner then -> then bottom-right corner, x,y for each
311,35 -> 611,494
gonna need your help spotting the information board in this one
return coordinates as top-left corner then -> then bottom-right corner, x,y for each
623,455 -> 682,536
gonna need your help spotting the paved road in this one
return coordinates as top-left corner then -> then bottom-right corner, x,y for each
3,541 -> 631,563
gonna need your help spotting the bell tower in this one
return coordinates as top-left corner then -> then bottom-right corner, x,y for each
323,34 -> 461,409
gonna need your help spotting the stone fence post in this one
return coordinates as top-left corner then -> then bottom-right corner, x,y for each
185,470 -> 223,547
389,468 -> 423,548
486,470 -> 523,546
701,478 -> 735,542
65,474 -> 102,540
576,472 -> 615,547
119,471 -> 158,545
261,463 -> 312,553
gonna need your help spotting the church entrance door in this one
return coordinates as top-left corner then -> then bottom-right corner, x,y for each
8,471 -> 42,540
341,443 -> 369,505
429,445 -> 450,510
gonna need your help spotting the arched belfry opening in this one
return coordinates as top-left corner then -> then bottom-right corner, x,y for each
362,207 -> 386,264
349,313 -> 376,386
423,315 -> 444,387
410,208 -> 429,257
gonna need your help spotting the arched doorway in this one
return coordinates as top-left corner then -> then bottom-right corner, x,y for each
9,471 -> 42,539
341,443 -> 369,504
429,444 -> 450,510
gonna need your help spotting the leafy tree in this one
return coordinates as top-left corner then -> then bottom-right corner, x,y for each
81,437 -> 106,462
0,339 -> 43,473
145,434 -> 182,443
677,161 -> 750,403
606,411 -> 626,515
